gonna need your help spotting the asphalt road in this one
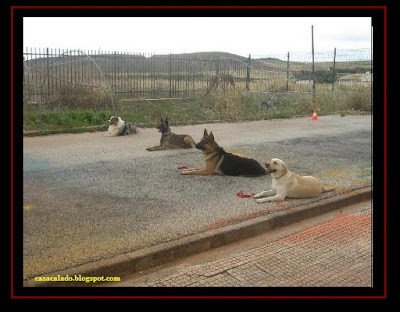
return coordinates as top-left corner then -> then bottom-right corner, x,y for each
23,115 -> 372,279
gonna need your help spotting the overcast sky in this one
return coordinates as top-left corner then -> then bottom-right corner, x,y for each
23,17 -> 372,57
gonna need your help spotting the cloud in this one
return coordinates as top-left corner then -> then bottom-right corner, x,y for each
325,31 -> 371,42
23,17 -> 372,56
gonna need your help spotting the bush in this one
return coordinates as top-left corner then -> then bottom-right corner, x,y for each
344,89 -> 372,111
24,85 -> 371,133
48,85 -> 112,110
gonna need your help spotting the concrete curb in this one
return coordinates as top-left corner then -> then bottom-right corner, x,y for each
24,187 -> 371,287
23,120 -> 226,137
23,125 -> 108,137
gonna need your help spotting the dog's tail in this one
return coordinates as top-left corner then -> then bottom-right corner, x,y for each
128,123 -> 138,134
322,186 -> 337,193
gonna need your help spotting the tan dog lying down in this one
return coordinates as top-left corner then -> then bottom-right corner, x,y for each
254,158 -> 336,203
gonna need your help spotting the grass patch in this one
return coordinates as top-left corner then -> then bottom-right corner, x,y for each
24,108 -> 113,131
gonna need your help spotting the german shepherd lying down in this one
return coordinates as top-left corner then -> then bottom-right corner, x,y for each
181,129 -> 266,176
146,117 -> 195,151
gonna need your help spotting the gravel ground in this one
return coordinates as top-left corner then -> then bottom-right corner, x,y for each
23,115 -> 372,279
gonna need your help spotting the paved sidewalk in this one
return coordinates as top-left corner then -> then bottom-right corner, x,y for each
123,201 -> 371,287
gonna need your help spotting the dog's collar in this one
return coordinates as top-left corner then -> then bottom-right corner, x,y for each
272,172 -> 286,179
160,128 -> 171,135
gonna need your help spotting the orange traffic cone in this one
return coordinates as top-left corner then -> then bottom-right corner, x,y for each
311,109 -> 318,121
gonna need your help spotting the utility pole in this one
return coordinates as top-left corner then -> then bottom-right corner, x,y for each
311,25 -> 316,97
246,54 -> 251,90
332,47 -> 337,91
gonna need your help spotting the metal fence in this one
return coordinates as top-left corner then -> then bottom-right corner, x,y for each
23,47 -> 372,106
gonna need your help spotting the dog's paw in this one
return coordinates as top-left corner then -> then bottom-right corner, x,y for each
256,198 -> 273,203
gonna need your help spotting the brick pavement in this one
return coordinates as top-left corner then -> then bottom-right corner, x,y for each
139,206 -> 371,287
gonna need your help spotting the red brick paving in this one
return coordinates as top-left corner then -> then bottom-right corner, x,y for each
141,208 -> 372,287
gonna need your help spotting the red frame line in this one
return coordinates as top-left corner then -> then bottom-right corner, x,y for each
10,6 -> 388,9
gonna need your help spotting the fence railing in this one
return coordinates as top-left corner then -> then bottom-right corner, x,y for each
23,48 -> 372,105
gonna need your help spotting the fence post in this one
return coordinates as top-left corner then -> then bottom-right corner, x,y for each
113,51 -> 117,96
215,56 -> 220,76
246,54 -> 251,90
286,52 -> 290,92
45,47 -> 51,101
332,47 -> 337,91
311,25 -> 316,97
169,53 -> 172,98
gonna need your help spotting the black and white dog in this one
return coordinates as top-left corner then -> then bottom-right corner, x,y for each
106,116 -> 137,136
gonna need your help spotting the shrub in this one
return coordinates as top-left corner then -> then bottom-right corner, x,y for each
48,85 -> 112,110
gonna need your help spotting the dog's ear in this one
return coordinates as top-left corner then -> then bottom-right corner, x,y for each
209,131 -> 214,142
281,165 -> 288,175
277,160 -> 288,174
203,128 -> 208,137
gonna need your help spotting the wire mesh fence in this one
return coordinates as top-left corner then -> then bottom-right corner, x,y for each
23,47 -> 372,108
251,48 -> 372,93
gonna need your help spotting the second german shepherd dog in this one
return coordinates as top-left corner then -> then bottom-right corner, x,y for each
146,117 -> 196,151
181,129 -> 267,176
